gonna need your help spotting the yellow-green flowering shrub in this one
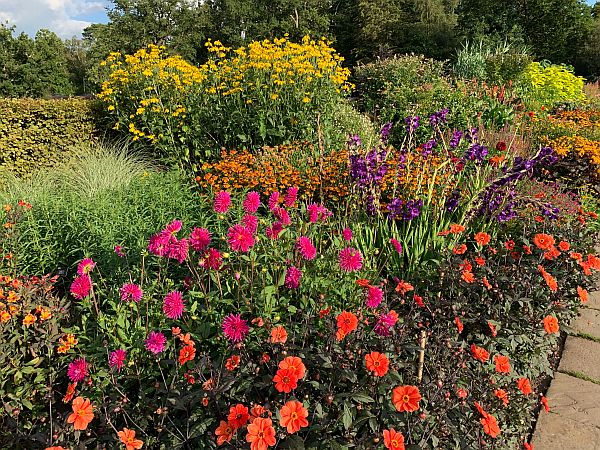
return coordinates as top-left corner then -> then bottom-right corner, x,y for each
97,38 -> 355,168
521,62 -> 587,107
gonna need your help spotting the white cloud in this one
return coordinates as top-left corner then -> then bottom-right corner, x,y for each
0,0 -> 108,38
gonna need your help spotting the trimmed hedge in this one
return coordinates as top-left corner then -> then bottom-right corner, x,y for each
0,98 -> 98,177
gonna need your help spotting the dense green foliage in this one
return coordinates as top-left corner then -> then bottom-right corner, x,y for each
0,98 -> 97,177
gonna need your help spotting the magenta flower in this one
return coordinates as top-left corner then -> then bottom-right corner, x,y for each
200,248 -> 223,270
243,191 -> 261,213
222,314 -> 249,343
109,349 -> 127,371
67,358 -> 88,382
145,331 -> 167,354
148,232 -> 170,257
273,207 -> 291,226
284,186 -> 299,208
366,286 -> 383,308
243,214 -> 258,234
307,203 -> 332,223
120,283 -> 143,302
189,227 -> 211,252
163,219 -> 182,236
166,237 -> 189,263
227,224 -> 255,252
342,228 -> 353,241
266,222 -> 283,240
214,190 -> 232,213
285,266 -> 302,289
374,313 -> 397,337
390,238 -> 403,254
296,236 -> 317,261
71,274 -> 92,299
163,291 -> 185,319
268,191 -> 280,211
339,247 -> 363,272
114,245 -> 126,257
77,258 -> 96,275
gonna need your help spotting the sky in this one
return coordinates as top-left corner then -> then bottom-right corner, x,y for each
0,0 -> 598,40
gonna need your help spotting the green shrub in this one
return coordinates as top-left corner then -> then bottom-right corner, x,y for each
0,145 -> 204,276
0,98 -> 99,177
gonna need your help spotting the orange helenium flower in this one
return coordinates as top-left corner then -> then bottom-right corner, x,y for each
215,420 -> 234,445
392,385 -> 421,412
470,344 -> 490,362
278,356 -> 306,379
118,428 -> 144,450
279,400 -> 309,434
494,355 -> 511,374
453,244 -> 467,255
543,315 -> 559,334
67,396 -> 94,430
365,351 -> 389,377
481,413 -> 501,438
270,326 -> 288,344
395,280 -> 414,295
273,368 -> 298,393
383,428 -> 405,450
494,389 -> 509,406
533,234 -> 555,251
336,311 -> 358,334
246,417 -> 276,450
449,224 -> 466,234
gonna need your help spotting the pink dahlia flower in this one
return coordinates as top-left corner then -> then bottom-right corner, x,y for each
296,236 -> 317,261
227,224 -> 255,252
200,248 -> 222,270
284,186 -> 299,208
366,286 -> 383,308
166,237 -> 189,263
284,266 -> 302,289
67,358 -> 88,382
145,331 -> 167,354
243,191 -> 261,213
163,291 -> 185,319
242,214 -> 259,234
77,258 -> 96,275
266,222 -> 283,240
342,228 -> 353,241
71,274 -> 92,299
114,245 -> 126,257
163,219 -> 182,236
120,283 -> 143,302
339,247 -> 363,272
374,313 -> 397,337
390,238 -> 403,254
307,203 -> 332,223
268,191 -> 280,211
109,349 -> 127,371
189,227 -> 211,252
273,207 -> 292,226
222,314 -> 249,343
213,191 -> 232,214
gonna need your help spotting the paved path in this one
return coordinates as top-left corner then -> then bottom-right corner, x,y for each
532,245 -> 600,450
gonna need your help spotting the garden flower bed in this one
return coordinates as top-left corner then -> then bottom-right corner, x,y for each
1,38 -> 599,450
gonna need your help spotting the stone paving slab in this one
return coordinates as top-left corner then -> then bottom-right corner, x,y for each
587,290 -> 600,311
559,336 -> 600,381
532,372 -> 600,450
572,308 -> 600,339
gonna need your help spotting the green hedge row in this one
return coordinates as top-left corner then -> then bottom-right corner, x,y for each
0,98 -> 99,177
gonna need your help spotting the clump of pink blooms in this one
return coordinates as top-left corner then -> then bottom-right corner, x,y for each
77,258 -> 96,275
148,219 -> 189,263
342,228 -> 353,241
307,203 -> 332,223
227,224 -> 255,252
213,190 -> 232,213
296,236 -> 317,261
284,186 -> 299,208
243,191 -> 261,213
189,227 -> 211,252
285,266 -> 302,289
70,274 -> 92,299
366,286 -> 383,308
222,314 -> 250,343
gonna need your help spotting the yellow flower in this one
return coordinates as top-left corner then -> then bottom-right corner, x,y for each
23,313 -> 36,326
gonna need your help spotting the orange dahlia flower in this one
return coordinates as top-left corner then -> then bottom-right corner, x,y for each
278,356 -> 306,380
365,351 -> 389,377
215,420 -> 234,446
383,428 -> 405,449
470,344 -> 490,362
246,417 -> 276,450
270,326 -> 288,344
279,400 -> 309,434
392,385 -> 421,412
533,234 -> 555,251
273,368 -> 298,393
517,377 -> 533,395
474,232 -> 491,246
543,315 -> 559,334
577,286 -> 588,303
494,355 -> 511,374
227,404 -> 249,429
66,396 -> 94,430
118,428 -> 144,450
336,311 -> 358,334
